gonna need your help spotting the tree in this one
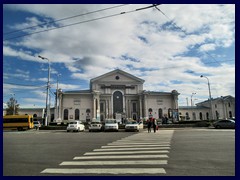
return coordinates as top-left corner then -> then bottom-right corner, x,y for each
5,97 -> 19,115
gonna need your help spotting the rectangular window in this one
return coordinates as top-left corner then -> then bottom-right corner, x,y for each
132,103 -> 137,112
100,102 -> 104,113
74,100 -> 81,105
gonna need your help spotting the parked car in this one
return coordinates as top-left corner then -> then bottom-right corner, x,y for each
138,121 -> 144,129
33,121 -> 41,129
213,119 -> 235,129
125,121 -> 140,132
67,121 -> 85,132
89,121 -> 103,132
104,119 -> 118,132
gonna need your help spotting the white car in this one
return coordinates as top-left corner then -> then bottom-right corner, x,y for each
104,119 -> 118,132
67,121 -> 85,132
125,121 -> 140,132
89,121 -> 103,132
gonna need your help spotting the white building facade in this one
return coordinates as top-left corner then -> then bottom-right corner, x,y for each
57,69 -> 180,123
179,95 -> 235,121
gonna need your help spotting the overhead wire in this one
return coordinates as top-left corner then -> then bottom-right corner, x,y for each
4,4 -> 130,35
4,4 -> 161,41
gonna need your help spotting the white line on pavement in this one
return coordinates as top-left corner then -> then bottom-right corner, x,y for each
74,154 -> 168,159
101,144 -> 170,148
93,147 -> 170,151
41,168 -> 166,174
84,150 -> 169,155
60,160 -> 168,166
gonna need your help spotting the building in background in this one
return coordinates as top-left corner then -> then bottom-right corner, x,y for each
179,95 -> 235,121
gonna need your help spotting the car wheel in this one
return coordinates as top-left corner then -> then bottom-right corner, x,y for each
216,125 -> 221,129
67,130 -> 69,132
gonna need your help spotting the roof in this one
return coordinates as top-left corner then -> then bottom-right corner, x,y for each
90,69 -> 145,84
196,95 -> 235,106
63,90 -> 91,94
179,106 -> 209,110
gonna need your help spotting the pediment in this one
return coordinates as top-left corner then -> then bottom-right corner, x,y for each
90,69 -> 145,84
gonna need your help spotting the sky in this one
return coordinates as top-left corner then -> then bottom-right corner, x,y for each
3,4 -> 235,109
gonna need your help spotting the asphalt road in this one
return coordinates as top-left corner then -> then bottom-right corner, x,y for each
3,128 -> 235,176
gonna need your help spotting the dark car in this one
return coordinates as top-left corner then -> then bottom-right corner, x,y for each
213,119 -> 235,129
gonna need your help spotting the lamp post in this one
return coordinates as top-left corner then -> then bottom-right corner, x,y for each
191,93 -> 196,120
200,75 -> 213,120
55,73 -> 61,120
38,55 -> 51,126
11,93 -> 15,115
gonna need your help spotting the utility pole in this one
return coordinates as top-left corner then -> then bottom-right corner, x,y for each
200,75 -> 214,120
38,55 -> 51,126
11,93 -> 15,115
55,74 -> 61,120
191,93 -> 196,120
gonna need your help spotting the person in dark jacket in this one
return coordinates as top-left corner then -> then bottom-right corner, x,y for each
147,118 -> 152,133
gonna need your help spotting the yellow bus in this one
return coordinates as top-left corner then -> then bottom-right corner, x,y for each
3,114 -> 34,131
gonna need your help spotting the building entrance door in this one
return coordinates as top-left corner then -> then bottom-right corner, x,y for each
113,91 -> 123,116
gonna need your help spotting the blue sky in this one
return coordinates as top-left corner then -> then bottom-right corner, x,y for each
3,4 -> 235,108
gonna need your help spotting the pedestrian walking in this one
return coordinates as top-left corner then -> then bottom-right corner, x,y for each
147,118 -> 152,133
153,118 -> 157,133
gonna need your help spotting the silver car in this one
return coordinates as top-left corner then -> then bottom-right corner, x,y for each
213,119 -> 235,129
125,121 -> 140,132
104,119 -> 118,132
89,121 -> 103,132
67,121 -> 85,132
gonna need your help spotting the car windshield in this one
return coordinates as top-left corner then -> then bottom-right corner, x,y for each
91,122 -> 100,124
34,122 -> 39,124
105,120 -> 117,124
126,121 -> 137,124
69,122 -> 77,124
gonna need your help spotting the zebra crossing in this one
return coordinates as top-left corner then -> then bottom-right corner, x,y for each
41,130 -> 174,175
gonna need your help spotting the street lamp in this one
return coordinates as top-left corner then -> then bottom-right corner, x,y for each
191,93 -> 196,120
10,93 -> 15,115
55,73 -> 61,120
200,75 -> 214,120
38,55 -> 51,126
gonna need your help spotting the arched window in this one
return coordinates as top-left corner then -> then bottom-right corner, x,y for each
229,111 -> 232,118
186,112 -> 190,120
64,109 -> 68,120
199,112 -> 203,120
75,109 -> 80,120
216,111 -> 219,120
168,108 -> 172,118
158,108 -> 163,119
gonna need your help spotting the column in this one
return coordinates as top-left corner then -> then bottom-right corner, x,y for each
139,95 -> 142,119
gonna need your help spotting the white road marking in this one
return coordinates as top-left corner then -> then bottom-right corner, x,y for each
109,142 -> 170,145
74,154 -> 168,159
101,144 -> 170,148
84,150 -> 169,155
41,130 -> 175,175
60,160 -> 168,166
93,147 -> 170,151
41,168 -> 166,174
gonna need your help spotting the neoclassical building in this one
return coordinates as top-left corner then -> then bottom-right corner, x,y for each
57,69 -> 179,123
